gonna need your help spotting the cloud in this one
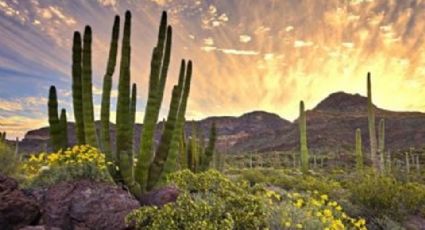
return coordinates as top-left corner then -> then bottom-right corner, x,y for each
203,37 -> 214,46
201,46 -> 259,56
294,40 -> 314,48
201,5 -> 229,29
239,35 -> 251,43
97,0 -> 117,7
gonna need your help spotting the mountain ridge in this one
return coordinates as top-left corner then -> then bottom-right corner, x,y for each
17,91 -> 425,154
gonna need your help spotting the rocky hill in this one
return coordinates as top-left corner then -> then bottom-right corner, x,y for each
18,92 -> 425,154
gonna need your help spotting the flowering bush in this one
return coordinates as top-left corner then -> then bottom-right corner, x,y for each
22,145 -> 111,187
266,189 -> 367,230
127,169 -> 268,230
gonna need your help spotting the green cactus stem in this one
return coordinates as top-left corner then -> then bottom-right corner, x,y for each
72,31 -> 85,145
81,26 -> 98,147
367,72 -> 378,171
355,128 -> 363,172
59,108 -> 68,149
48,86 -> 61,151
100,15 -> 120,157
299,100 -> 309,173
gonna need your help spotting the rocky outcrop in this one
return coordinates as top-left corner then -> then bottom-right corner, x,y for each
40,180 -> 139,230
0,174 -> 40,230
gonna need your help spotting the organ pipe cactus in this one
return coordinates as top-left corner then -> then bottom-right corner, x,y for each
135,12 -> 173,191
72,32 -> 85,145
355,128 -> 363,172
100,15 -> 120,158
130,83 -> 137,151
299,100 -> 309,173
81,26 -> 98,148
116,11 -> 135,190
48,86 -> 61,151
199,122 -> 217,171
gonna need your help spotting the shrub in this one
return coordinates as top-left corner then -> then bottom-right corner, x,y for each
22,145 -> 112,188
126,169 -> 268,230
347,174 -> 425,220
266,188 -> 367,230
0,142 -> 20,177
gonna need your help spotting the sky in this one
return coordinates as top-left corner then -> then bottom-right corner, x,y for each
0,0 -> 424,139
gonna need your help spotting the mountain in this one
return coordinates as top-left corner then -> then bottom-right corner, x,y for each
17,92 -> 425,154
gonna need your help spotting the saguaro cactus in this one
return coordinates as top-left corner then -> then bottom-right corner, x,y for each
135,12 -> 172,191
81,26 -> 98,147
48,86 -> 61,151
72,32 -> 85,145
355,128 -> 363,172
367,73 -> 379,170
378,119 -> 385,172
100,15 -> 120,156
59,108 -> 68,149
299,100 -> 309,173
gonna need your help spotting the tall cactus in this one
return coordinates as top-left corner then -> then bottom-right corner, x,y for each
116,11 -> 136,191
48,86 -> 61,151
299,100 -> 309,173
378,118 -> 385,173
355,128 -> 363,172
130,83 -> 137,151
100,15 -> 120,157
135,11 -> 172,191
72,32 -> 85,145
200,122 -> 217,171
367,73 -> 379,170
161,61 -> 193,179
59,108 -> 68,149
81,26 -> 98,147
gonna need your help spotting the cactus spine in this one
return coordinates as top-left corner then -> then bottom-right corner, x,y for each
81,26 -> 98,147
72,32 -> 85,145
100,15 -> 120,157
367,73 -> 379,171
48,86 -> 61,151
299,100 -> 309,173
135,12 -> 172,191
59,108 -> 68,149
355,128 -> 363,171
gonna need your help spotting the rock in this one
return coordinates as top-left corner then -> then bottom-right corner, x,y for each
139,186 -> 179,207
41,180 -> 139,230
0,173 -> 40,230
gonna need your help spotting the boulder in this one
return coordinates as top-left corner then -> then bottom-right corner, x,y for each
41,180 -> 139,230
0,173 -> 40,230
139,186 -> 179,206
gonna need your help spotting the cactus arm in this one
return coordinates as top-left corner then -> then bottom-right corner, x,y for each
72,32 -> 85,145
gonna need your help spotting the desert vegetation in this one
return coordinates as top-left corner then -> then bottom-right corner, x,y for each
1,8 -> 425,230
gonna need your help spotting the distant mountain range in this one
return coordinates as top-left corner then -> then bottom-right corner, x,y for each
18,91 -> 425,154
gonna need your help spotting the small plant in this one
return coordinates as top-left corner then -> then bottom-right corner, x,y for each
0,141 -> 21,177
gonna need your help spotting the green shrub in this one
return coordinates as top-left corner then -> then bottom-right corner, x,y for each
348,174 -> 425,220
126,170 -> 268,230
22,145 -> 112,188
0,142 -> 20,177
